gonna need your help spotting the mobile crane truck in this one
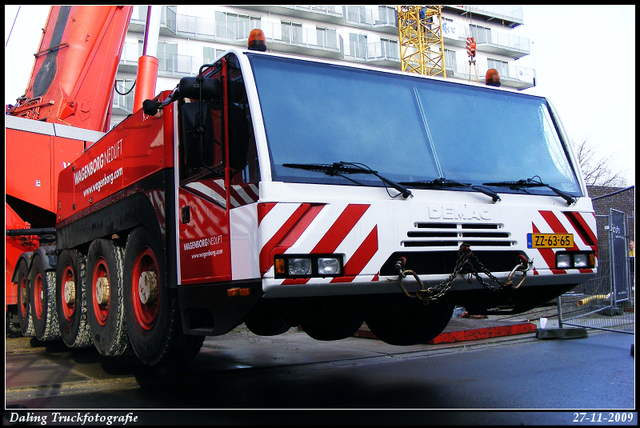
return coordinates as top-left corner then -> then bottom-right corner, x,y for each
7,7 -> 597,367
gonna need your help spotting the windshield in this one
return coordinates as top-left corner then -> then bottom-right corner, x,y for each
248,54 -> 582,196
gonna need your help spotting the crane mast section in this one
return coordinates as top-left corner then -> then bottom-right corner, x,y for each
397,5 -> 446,77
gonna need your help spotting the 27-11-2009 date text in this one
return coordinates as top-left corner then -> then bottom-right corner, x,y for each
572,412 -> 635,423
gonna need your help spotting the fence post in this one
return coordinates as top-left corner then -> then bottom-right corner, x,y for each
556,296 -> 563,328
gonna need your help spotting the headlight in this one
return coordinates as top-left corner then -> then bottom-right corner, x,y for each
289,258 -> 312,276
317,257 -> 341,275
573,253 -> 588,268
274,254 -> 344,279
555,252 -> 596,269
556,253 -> 572,269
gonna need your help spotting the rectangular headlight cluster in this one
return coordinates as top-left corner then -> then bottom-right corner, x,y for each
274,254 -> 343,278
555,252 -> 596,269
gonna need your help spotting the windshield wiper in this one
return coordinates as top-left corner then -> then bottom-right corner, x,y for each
283,162 -> 412,198
400,178 -> 501,203
483,176 -> 576,206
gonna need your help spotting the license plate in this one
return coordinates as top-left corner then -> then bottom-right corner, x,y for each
527,233 -> 574,248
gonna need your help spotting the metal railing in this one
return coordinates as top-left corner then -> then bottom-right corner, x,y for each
558,262 -> 634,334
558,210 -> 634,335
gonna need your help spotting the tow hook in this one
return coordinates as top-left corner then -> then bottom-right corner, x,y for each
395,257 -> 407,278
505,255 -> 532,289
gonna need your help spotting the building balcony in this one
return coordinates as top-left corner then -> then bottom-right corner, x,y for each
442,5 -> 524,29
342,6 -> 398,35
111,88 -> 134,116
344,41 -> 401,68
126,5 -> 177,36
118,41 -> 200,77
446,60 -> 535,90
476,31 -> 530,59
255,21 -> 344,61
238,6 -> 344,25
443,26 -> 530,59
239,5 -> 398,35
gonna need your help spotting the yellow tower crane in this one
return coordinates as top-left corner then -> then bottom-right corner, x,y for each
397,5 -> 446,77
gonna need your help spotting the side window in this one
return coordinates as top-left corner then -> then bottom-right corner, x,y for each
179,66 -> 223,183
227,55 -> 259,205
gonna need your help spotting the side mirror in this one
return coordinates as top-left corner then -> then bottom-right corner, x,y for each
142,99 -> 159,116
179,77 -> 221,101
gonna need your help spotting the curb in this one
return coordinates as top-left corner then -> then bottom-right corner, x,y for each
354,319 -> 538,344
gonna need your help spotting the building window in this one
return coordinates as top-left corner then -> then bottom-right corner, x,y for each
349,33 -> 367,59
469,24 -> 491,44
162,6 -> 177,34
316,26 -> 337,49
113,79 -> 135,113
488,58 -> 509,78
346,6 -> 370,25
132,6 -> 147,21
381,38 -> 399,60
281,21 -> 303,44
157,42 -> 178,73
377,6 -> 396,25
444,49 -> 456,74
203,47 -> 225,65
216,11 -> 260,39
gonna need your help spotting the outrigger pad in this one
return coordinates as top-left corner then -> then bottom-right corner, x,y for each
536,327 -> 588,340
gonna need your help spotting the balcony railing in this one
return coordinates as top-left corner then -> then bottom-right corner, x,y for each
344,41 -> 400,64
443,5 -> 524,28
446,59 -> 535,89
466,5 -> 523,25
485,31 -> 530,54
112,91 -> 134,115
119,41 -> 198,76
260,20 -> 342,54
342,6 -> 397,34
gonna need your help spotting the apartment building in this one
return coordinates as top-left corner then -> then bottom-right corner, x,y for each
111,5 -> 534,128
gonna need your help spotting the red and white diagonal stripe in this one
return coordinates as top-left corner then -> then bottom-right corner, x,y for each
531,210 -> 597,275
258,202 -> 380,283
185,179 -> 259,208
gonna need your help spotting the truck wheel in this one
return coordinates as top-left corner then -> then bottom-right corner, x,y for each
124,226 -> 196,366
364,299 -> 454,346
56,249 -> 92,348
30,254 -> 61,341
16,260 -> 35,337
299,301 -> 364,341
86,239 -> 129,356
244,306 -> 292,336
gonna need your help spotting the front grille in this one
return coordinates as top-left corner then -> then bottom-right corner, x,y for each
402,222 -> 515,248
380,250 -> 528,276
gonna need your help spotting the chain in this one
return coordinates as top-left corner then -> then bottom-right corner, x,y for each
395,244 -> 532,305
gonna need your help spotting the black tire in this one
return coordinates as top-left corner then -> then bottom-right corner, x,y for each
56,249 -> 92,348
364,298 -> 455,346
124,226 -> 201,366
86,239 -> 129,356
16,260 -> 35,337
30,254 -> 61,341
299,301 -> 364,341
244,306 -> 292,336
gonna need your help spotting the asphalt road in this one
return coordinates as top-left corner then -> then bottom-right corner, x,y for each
4,325 -> 636,426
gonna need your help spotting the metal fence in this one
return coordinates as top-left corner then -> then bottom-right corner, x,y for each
558,209 -> 634,334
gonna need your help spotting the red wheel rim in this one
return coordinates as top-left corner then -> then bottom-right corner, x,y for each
19,276 -> 29,318
34,272 -> 44,319
61,265 -> 76,322
132,246 -> 160,330
92,257 -> 110,326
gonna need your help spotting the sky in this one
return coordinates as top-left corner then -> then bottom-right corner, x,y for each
4,5 -> 636,186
